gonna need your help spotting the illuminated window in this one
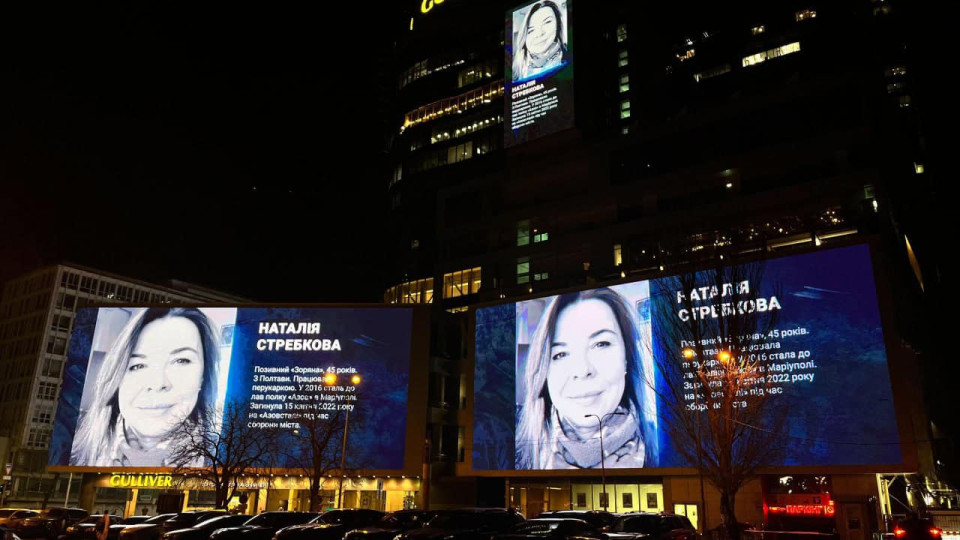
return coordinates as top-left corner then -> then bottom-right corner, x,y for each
432,114 -> 503,145
885,66 -> 907,77
694,64 -> 731,82
617,24 -> 628,43
517,220 -> 530,246
899,95 -> 911,108
446,306 -> 469,314
742,42 -> 801,67
619,74 -> 630,93
447,141 -> 473,163
873,5 -> 891,15
618,50 -> 629,68
621,126 -> 630,135
886,82 -> 903,94
751,25 -> 766,35
517,257 -> 530,285
795,9 -> 817,21
533,231 -> 549,243
677,49 -> 695,62
443,267 -> 481,298
401,81 -> 504,133
914,163 -> 924,174
620,100 -> 631,120
384,277 -> 434,304
614,244 -> 623,266
534,272 -> 549,281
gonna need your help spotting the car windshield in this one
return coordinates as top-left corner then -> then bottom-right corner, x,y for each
196,516 -> 240,529
144,515 -> 174,524
0,511 -> 15,518
613,516 -> 662,534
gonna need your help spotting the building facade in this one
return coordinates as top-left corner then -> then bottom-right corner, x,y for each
0,264 -> 248,508
383,0 -> 948,533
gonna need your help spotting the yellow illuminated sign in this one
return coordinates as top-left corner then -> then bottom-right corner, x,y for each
420,0 -> 457,14
108,474 -> 174,488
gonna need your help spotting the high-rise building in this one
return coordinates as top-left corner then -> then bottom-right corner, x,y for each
0,263 -> 248,506
385,0 -> 946,526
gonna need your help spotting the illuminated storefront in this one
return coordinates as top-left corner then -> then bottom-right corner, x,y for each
79,473 -> 422,517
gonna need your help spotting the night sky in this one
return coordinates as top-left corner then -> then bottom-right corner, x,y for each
1,5 -> 403,302
1,2 -> 948,304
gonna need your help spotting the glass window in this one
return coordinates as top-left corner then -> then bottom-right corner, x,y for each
618,50 -> 629,68
517,220 -> 531,246
619,74 -> 630,93
442,267 -> 481,298
616,24 -> 628,43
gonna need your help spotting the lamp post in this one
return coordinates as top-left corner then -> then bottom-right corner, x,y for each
326,372 -> 361,509
585,412 -> 625,511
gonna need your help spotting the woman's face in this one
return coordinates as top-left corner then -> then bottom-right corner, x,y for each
546,298 -> 627,431
526,6 -> 559,55
118,316 -> 205,438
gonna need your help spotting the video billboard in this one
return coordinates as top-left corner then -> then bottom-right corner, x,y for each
505,0 -> 574,147
50,306 -> 419,471
473,244 -> 902,471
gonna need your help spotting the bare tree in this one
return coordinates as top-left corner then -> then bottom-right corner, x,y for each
285,409 -> 346,511
645,248 -> 788,540
168,400 -> 281,509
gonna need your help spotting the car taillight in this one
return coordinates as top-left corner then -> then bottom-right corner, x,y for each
894,528 -> 906,537
930,528 -> 941,537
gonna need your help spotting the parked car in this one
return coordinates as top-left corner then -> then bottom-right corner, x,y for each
537,512 -> 618,530
2,524 -> 25,540
64,515 -> 121,540
0,511 -> 38,529
894,516 -> 942,540
274,509 -> 385,540
163,513 -> 230,534
118,514 -> 178,540
163,515 -> 253,540
15,507 -> 89,539
208,512 -> 317,540
342,510 -> 436,540
493,518 -> 608,540
107,516 -> 153,540
607,514 -> 697,540
394,508 -> 525,540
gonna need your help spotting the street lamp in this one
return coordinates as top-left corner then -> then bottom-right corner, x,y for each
584,412 -> 625,511
325,373 -> 361,509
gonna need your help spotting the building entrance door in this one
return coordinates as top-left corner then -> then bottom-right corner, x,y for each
839,503 -> 867,540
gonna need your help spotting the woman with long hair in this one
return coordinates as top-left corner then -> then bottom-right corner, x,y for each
70,307 -> 221,467
516,288 -> 657,469
512,0 -> 570,82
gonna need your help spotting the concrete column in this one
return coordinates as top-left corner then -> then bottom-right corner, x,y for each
123,489 -> 139,518
78,474 -> 99,512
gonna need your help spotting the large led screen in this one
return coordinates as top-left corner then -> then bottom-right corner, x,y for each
50,306 -> 415,470
473,244 -> 901,470
505,0 -> 574,147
